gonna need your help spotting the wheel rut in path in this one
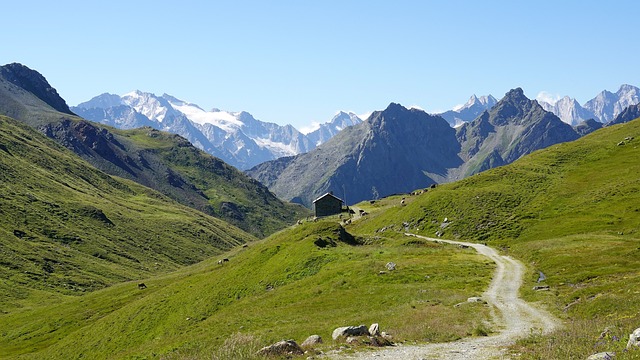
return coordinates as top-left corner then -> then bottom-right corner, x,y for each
326,234 -> 560,360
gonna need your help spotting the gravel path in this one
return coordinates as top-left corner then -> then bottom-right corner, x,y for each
324,234 -> 561,360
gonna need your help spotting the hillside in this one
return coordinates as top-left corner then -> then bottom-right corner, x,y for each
0,220 -> 494,359
0,63 -> 308,237
350,117 -> 640,358
0,115 -> 255,309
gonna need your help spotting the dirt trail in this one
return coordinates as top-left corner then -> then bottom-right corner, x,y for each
326,234 -> 560,360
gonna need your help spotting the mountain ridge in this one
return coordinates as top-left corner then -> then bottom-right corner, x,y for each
249,89 -> 581,206
0,63 -> 308,238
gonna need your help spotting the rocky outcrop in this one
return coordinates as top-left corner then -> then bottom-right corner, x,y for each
607,104 -> 640,127
0,63 -> 74,115
257,340 -> 304,356
332,325 -> 369,340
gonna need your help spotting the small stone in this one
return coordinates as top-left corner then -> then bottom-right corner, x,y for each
533,285 -> 550,291
586,352 -> 616,360
301,335 -> 323,347
386,262 -> 396,271
346,336 -> 359,344
467,297 -> 486,303
369,323 -> 380,336
627,327 -> 640,349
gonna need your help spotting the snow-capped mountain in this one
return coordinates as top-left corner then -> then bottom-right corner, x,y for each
583,84 -> 640,123
538,96 -> 595,126
305,111 -> 363,146
438,94 -> 498,127
538,84 -> 640,125
73,92 -> 354,169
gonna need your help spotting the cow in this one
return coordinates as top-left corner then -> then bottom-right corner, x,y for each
138,283 -> 147,290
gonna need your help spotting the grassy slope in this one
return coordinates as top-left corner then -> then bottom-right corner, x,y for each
1,75 -> 308,238
0,219 -> 494,359
116,127 -> 309,237
0,115 -> 255,310
353,119 -> 640,358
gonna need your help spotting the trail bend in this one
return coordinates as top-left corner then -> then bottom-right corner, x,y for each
326,234 -> 560,360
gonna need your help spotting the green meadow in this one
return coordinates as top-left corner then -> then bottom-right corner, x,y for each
4,111 -> 640,359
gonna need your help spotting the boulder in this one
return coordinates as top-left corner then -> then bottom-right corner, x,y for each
257,340 -> 304,356
332,325 -> 369,340
301,335 -> 323,347
586,352 -> 615,360
627,327 -> 640,349
369,323 -> 380,336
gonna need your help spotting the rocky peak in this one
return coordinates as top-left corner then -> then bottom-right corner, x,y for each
75,93 -> 123,110
0,63 -> 74,115
489,88 -> 537,125
503,87 -> 528,104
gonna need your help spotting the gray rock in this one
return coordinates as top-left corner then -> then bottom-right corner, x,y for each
386,262 -> 396,271
346,336 -> 359,344
627,327 -> 640,349
369,335 -> 393,347
533,285 -> 550,291
369,323 -> 380,336
332,325 -> 369,340
586,352 -> 615,360
257,340 -> 304,356
301,334 -> 323,347
467,297 -> 486,303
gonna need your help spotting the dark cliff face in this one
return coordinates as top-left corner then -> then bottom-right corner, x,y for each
607,104 -> 640,127
456,88 -> 579,175
259,103 -> 462,206
0,63 -> 74,115
250,92 -> 585,208
574,119 -> 603,136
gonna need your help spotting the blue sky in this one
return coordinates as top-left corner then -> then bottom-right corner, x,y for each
3,0 -> 638,129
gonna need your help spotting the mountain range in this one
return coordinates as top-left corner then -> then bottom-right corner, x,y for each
438,94 -> 498,127
0,63 -> 307,238
247,88 -> 583,207
5,62 -> 639,212
538,84 -> 640,125
73,93 -> 363,170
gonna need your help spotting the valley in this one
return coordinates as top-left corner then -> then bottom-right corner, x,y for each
2,62 -> 640,360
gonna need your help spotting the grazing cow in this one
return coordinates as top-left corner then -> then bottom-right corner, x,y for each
138,283 -> 147,290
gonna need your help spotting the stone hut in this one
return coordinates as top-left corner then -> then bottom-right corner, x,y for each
313,192 -> 344,217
